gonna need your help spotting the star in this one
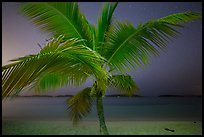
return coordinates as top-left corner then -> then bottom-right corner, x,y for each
128,5 -> 132,8
175,6 -> 179,9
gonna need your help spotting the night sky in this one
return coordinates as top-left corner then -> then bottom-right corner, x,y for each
2,2 -> 202,96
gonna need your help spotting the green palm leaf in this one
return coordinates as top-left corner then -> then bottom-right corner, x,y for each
33,71 -> 87,94
66,87 -> 93,125
20,2 -> 93,48
158,11 -> 202,26
96,2 -> 118,53
108,74 -> 139,96
2,35 -> 106,98
104,12 -> 201,72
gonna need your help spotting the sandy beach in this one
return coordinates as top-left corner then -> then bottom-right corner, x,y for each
2,119 -> 202,135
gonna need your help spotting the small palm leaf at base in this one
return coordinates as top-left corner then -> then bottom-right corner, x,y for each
66,87 -> 94,125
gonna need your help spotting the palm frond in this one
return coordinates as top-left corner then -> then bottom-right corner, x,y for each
89,24 -> 97,51
96,2 -> 118,53
108,74 -> 139,96
33,71 -> 87,94
20,2 -> 93,48
104,12 -> 201,72
2,35 -> 106,98
158,11 -> 202,26
66,87 -> 94,125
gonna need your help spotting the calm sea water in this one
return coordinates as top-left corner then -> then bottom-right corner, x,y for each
2,97 -> 202,121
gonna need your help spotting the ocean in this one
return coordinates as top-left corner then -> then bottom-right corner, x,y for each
2,97 -> 202,122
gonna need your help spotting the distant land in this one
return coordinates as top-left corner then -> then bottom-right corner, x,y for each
105,94 -> 143,97
16,94 -> 143,97
16,95 -> 73,97
158,94 -> 202,97
16,94 -> 202,97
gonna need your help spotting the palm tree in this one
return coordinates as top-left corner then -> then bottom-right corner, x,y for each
2,2 -> 201,135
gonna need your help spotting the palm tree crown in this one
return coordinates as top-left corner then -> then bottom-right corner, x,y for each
2,2 -> 201,135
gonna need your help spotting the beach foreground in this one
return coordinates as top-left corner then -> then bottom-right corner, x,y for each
2,120 -> 202,135
2,97 -> 202,135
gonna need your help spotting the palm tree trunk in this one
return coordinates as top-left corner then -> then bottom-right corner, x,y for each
96,93 -> 109,135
